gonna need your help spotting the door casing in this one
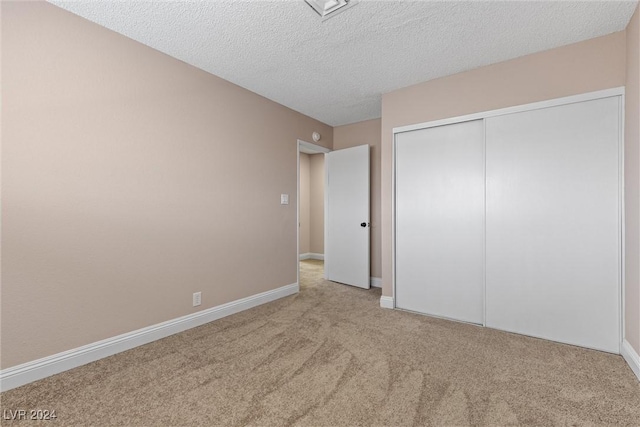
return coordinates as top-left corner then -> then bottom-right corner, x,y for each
297,140 -> 330,287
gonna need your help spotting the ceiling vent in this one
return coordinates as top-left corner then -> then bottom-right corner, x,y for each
304,0 -> 359,21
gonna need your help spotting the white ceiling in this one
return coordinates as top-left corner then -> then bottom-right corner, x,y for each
49,0 -> 637,126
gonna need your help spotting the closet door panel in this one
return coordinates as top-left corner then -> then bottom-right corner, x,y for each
396,120 -> 484,324
485,97 -> 620,353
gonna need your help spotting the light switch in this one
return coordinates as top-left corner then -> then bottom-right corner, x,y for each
281,194 -> 289,205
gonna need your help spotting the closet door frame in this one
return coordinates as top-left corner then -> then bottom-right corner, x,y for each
391,86 -> 625,349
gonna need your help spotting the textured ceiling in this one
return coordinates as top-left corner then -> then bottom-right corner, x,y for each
49,1 -> 637,126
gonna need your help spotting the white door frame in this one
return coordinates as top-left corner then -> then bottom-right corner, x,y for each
297,139 -> 331,287
391,86 -> 625,351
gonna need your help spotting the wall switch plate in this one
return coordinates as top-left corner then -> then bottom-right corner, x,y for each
281,194 -> 289,205
193,292 -> 201,307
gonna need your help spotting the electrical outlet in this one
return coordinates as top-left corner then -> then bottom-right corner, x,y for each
193,292 -> 201,307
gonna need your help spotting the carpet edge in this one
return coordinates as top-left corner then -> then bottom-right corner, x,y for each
0,282 -> 299,392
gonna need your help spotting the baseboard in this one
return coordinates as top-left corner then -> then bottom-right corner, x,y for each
370,277 -> 382,288
0,283 -> 299,392
380,296 -> 394,309
299,253 -> 324,261
621,339 -> 640,381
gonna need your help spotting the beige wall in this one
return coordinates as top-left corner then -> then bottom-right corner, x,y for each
299,153 -> 311,255
334,119 -> 382,278
381,31 -> 627,305
1,2 -> 332,368
299,153 -> 323,256
626,5 -> 640,355
309,154 -> 325,255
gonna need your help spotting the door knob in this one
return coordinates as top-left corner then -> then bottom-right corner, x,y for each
360,222 -> 369,227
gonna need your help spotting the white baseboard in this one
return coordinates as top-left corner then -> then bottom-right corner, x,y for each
380,296 -> 394,309
299,253 -> 324,261
621,339 -> 640,381
370,277 -> 382,288
0,283 -> 299,392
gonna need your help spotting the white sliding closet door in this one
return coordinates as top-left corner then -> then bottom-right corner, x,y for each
485,97 -> 620,353
396,120 -> 484,324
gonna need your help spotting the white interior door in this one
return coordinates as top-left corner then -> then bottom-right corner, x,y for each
395,120 -> 485,324
325,144 -> 370,288
485,97 -> 620,353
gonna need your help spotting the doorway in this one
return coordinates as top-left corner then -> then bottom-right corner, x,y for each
297,140 -> 330,288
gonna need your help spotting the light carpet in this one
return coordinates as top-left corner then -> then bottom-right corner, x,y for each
1,260 -> 639,426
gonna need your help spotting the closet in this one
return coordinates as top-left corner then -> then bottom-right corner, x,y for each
394,92 -> 622,353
